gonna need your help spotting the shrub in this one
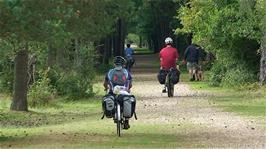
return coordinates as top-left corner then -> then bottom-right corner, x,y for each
55,45 -> 95,99
222,65 -> 256,87
56,71 -> 94,99
209,62 -> 226,86
0,42 -> 14,93
0,63 -> 13,92
28,69 -> 56,107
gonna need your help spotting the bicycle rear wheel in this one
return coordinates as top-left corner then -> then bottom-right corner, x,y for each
167,81 -> 174,97
170,83 -> 174,97
116,104 -> 121,137
166,75 -> 172,97
167,84 -> 174,97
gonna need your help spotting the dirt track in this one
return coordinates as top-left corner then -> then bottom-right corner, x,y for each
131,54 -> 266,148
0,54 -> 265,149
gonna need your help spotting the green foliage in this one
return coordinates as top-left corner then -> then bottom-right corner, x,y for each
130,0 -> 184,52
0,40 -> 52,93
0,0 -> 121,100
209,61 -> 257,87
177,0 -> 263,86
222,65 -> 256,87
56,71 -> 87,98
55,45 -> 95,99
0,66 -> 13,92
28,69 -> 56,107
0,40 -> 15,92
209,62 -> 226,87
126,33 -> 139,44
54,69 -> 94,99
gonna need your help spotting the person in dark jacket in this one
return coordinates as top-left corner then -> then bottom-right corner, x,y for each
183,44 -> 200,81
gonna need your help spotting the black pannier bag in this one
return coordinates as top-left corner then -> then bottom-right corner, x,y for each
117,94 -> 136,118
170,69 -> 180,84
157,69 -> 167,84
102,94 -> 115,118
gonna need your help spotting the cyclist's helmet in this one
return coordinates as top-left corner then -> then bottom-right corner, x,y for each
165,37 -> 173,45
114,56 -> 126,66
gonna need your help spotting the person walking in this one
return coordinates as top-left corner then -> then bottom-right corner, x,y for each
183,44 -> 200,81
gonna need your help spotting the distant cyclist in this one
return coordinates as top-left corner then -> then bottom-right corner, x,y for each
124,43 -> 135,72
103,56 -> 132,129
159,37 -> 179,93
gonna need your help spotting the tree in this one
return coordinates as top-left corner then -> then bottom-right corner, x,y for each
256,0 -> 266,84
176,0 -> 265,86
1,0 -> 144,109
0,0 -> 45,111
0,0 -> 112,109
130,0 -> 185,53
10,49 -> 28,111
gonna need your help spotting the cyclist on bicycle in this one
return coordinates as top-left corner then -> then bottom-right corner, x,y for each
103,56 -> 132,129
124,43 -> 135,72
159,37 -> 179,93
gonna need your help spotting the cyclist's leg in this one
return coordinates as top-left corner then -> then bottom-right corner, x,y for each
126,58 -> 131,71
187,62 -> 195,81
192,62 -> 198,81
123,118 -> 130,129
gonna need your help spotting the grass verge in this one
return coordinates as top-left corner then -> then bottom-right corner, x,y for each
0,95 -> 206,148
134,48 -> 153,55
188,80 -> 266,117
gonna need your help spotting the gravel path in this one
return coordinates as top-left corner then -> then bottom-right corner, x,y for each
130,54 -> 266,148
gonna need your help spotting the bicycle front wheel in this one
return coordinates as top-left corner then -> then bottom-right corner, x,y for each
116,104 -> 121,137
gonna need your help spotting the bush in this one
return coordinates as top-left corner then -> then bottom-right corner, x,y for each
209,62 -> 226,86
28,69 -> 56,107
57,44 -> 95,99
0,42 -> 14,93
46,66 -> 61,87
0,64 -> 13,92
222,65 -> 256,87
56,71 -> 94,99
209,61 -> 257,87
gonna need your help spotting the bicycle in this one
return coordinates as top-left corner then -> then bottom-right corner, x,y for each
112,86 -> 137,137
165,68 -> 174,97
125,57 -> 135,72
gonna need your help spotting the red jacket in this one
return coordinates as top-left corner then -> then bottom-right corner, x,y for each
159,45 -> 179,69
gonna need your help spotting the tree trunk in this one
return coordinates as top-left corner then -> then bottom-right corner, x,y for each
139,36 -> 143,48
260,36 -> 266,85
152,33 -> 160,53
114,18 -> 125,56
10,49 -> 28,111
103,36 -> 111,65
148,37 -> 154,53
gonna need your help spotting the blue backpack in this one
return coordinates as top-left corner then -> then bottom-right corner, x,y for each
108,68 -> 129,87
